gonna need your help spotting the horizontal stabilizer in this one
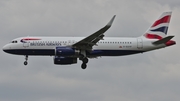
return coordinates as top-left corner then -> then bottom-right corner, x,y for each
152,36 -> 174,45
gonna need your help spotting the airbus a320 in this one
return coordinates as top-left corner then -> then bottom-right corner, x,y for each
3,12 -> 176,69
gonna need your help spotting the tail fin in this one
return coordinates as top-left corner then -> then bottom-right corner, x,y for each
143,12 -> 172,39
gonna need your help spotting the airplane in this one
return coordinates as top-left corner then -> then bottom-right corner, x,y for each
3,12 -> 176,69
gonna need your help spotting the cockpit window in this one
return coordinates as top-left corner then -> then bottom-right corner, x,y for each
11,40 -> 18,43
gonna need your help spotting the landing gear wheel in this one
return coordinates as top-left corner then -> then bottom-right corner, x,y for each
24,55 -> 28,66
24,61 -> 28,65
82,58 -> 88,63
81,63 -> 87,69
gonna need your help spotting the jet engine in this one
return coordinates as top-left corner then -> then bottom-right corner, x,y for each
53,56 -> 77,65
55,47 -> 79,56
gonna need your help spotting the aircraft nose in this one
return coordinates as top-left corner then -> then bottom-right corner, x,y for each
2,44 -> 9,52
3,44 -> 16,54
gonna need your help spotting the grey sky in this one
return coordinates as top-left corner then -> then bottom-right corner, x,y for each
0,0 -> 180,101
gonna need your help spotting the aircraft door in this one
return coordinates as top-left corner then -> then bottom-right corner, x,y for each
23,42 -> 29,47
137,38 -> 143,49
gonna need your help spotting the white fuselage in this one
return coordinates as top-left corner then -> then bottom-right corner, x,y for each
2,36 -> 166,57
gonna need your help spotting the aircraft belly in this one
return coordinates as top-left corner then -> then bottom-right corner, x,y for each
87,49 -> 144,56
4,49 -> 55,55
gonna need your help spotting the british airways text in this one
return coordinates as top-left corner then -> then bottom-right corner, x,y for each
30,43 -> 61,46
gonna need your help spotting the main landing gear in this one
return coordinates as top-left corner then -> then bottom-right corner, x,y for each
80,56 -> 89,69
24,55 -> 28,65
79,50 -> 89,69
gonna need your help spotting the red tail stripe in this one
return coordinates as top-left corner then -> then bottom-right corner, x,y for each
152,15 -> 171,27
166,40 -> 176,46
145,34 -> 162,39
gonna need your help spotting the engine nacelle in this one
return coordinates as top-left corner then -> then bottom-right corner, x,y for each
54,56 -> 77,65
55,47 -> 79,56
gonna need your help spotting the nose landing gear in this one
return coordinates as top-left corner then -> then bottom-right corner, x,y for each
24,55 -> 28,65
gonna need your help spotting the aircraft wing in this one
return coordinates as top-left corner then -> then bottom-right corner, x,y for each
72,15 -> 116,50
